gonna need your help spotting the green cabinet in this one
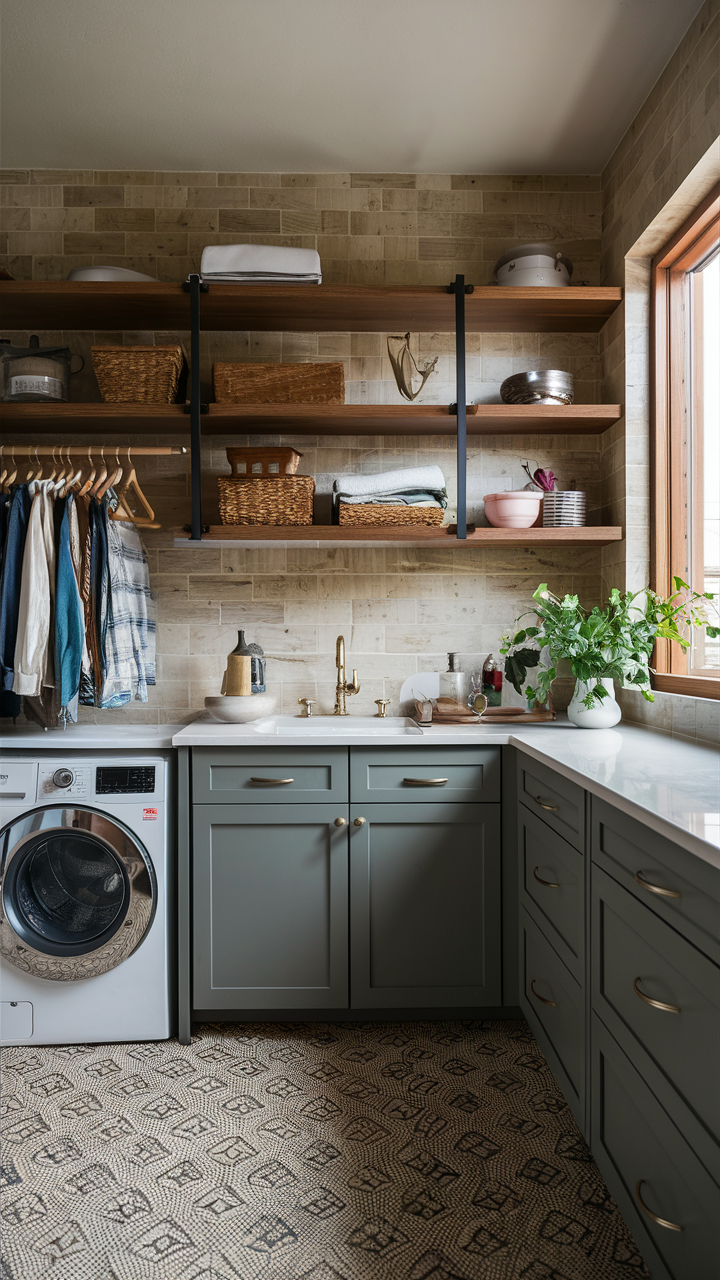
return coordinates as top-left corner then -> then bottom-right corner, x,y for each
349,801 -> 501,1008
192,803 -> 349,1011
519,906 -> 585,1130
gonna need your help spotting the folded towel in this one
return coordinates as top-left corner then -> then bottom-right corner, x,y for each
201,244 -> 321,283
338,492 -> 443,507
333,465 -> 447,500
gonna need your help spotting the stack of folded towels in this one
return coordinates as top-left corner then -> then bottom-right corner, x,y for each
200,244 -> 322,284
332,465 -> 448,518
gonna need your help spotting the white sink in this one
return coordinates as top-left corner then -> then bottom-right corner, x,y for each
251,715 -> 422,736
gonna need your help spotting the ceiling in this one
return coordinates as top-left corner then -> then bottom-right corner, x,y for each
1,0 -> 705,174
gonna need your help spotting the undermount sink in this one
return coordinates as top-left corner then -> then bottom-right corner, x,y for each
251,715 -> 422,736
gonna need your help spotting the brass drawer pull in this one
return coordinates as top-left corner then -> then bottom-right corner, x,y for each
635,1180 -> 683,1232
633,977 -> 680,1014
635,870 -> 681,900
535,795 -> 560,811
403,778 -> 448,786
333,817 -> 347,827
353,817 -> 366,827
533,867 -> 559,888
249,777 -> 294,785
530,979 -> 556,1008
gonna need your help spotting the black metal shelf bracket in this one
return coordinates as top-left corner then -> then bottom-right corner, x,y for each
182,274 -> 209,541
449,274 -> 469,540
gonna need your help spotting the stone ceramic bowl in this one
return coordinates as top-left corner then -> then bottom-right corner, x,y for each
205,692 -> 277,723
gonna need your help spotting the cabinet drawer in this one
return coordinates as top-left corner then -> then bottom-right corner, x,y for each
520,907 -> 584,1126
592,864 -> 720,1154
517,753 -> 585,851
350,746 -> 500,803
592,1014 -> 720,1280
519,806 -> 584,980
192,747 -> 348,804
592,797 -> 720,964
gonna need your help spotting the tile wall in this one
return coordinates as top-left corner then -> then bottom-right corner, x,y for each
1,169 -> 606,725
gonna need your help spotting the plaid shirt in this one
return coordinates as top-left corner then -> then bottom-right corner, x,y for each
101,518 -> 156,709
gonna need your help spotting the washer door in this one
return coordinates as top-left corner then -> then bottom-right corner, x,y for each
0,807 -> 156,981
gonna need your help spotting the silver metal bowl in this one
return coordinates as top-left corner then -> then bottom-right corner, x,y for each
500,369 -> 574,405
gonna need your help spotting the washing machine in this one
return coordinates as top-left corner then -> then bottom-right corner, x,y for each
0,753 -> 173,1045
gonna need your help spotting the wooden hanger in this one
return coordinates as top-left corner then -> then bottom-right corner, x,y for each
111,448 -> 160,528
77,447 -> 96,497
89,447 -> 108,497
97,447 -> 123,501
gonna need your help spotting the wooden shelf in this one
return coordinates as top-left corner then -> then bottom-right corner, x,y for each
0,281 -> 622,333
174,525 -> 623,549
0,402 -> 623,437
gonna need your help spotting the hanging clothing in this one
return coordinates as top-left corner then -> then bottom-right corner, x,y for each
0,484 -> 32,719
102,519 -> 156,708
54,494 -> 85,723
13,481 -> 56,698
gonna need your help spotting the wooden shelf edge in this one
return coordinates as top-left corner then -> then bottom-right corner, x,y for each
0,402 -> 623,437
173,525 -> 623,548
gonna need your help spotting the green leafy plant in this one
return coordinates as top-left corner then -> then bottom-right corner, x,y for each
500,579 -> 719,709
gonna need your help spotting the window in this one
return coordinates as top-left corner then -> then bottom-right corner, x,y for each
652,183 -> 720,700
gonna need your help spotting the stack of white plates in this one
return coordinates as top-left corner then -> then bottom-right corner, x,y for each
542,491 -> 587,527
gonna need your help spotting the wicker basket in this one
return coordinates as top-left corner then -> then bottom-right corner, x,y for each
226,446 -> 302,477
338,502 -> 445,527
218,476 -> 315,525
92,345 -> 184,404
213,361 -> 344,404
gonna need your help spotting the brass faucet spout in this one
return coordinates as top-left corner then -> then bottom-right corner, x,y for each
334,634 -> 360,715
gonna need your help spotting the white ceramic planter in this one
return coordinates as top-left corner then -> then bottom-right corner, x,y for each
567,677 -> 621,729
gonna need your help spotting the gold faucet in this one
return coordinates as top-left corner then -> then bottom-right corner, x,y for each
334,635 -> 360,715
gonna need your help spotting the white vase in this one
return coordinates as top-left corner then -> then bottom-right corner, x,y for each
567,677 -> 622,729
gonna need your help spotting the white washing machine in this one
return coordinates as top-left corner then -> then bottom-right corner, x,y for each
0,753 -> 173,1045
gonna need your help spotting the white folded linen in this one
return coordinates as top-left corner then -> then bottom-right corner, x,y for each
333,465 -> 447,499
201,244 -> 321,283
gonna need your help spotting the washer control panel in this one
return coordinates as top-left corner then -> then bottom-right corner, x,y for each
96,766 -> 156,795
39,765 -> 91,798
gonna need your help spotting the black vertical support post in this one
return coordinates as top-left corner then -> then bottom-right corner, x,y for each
188,272 -> 203,541
454,272 -> 467,540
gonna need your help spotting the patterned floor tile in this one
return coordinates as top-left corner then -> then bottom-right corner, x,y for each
0,1020 -> 649,1280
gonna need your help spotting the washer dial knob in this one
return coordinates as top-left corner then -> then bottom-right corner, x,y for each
52,768 -> 75,789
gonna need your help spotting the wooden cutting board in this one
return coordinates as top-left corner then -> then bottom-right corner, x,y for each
431,709 -> 556,726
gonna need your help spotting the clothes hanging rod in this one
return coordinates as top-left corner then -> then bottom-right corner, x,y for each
0,445 -> 187,456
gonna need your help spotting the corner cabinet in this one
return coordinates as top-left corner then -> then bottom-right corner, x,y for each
183,743 -> 503,1023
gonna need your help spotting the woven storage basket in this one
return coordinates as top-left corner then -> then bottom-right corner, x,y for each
218,476 -> 315,526
92,345 -> 184,403
338,502 -> 444,527
213,361 -> 344,404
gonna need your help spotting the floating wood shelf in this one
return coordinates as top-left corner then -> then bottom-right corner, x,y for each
0,402 -> 623,437
174,525 -> 623,549
0,281 -> 622,333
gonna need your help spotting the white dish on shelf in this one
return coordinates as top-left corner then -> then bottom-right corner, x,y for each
205,693 -> 277,723
67,266 -> 156,282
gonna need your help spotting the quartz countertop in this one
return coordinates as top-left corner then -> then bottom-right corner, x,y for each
173,717 -> 719,865
0,724 -> 184,751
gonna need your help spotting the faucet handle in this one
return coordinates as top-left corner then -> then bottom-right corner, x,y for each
298,698 -> 317,718
374,699 -> 391,719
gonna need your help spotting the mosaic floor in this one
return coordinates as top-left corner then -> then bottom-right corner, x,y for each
0,1020 -> 649,1280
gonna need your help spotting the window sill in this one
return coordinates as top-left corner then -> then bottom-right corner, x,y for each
653,674 -> 720,701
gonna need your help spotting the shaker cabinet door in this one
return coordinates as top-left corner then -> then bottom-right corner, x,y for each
349,802 -> 502,1008
193,805 -> 348,1011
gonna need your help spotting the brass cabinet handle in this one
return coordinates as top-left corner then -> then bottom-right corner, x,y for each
634,870 -> 681,900
403,778 -> 448,786
535,795 -> 560,811
633,977 -> 680,1014
353,817 -> 366,827
333,817 -> 347,827
530,979 -> 557,1008
635,1180 -> 683,1232
249,777 -> 294,785
533,866 -> 560,889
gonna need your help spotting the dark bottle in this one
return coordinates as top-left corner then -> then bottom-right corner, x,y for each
482,654 -> 503,707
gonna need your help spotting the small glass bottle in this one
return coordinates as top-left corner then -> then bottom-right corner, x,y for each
438,652 -> 466,707
482,654 -> 503,707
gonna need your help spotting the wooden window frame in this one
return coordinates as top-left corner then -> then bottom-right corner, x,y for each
651,182 -> 720,701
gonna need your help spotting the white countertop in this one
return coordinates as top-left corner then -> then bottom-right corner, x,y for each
173,717 -> 720,866
0,724 -> 184,752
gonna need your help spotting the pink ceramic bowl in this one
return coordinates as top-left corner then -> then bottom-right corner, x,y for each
484,491 -> 542,529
